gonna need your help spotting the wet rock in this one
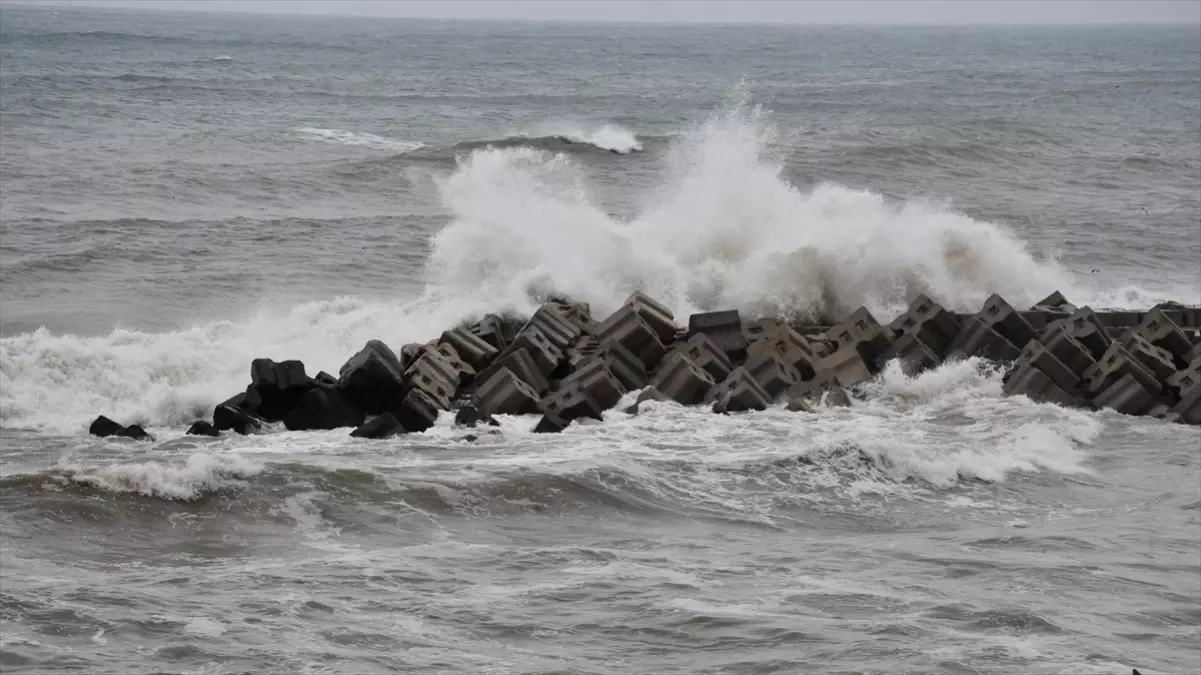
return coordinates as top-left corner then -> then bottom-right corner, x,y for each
283,386 -> 365,431
350,413 -> 405,439
454,405 -> 499,428
213,403 -> 263,435
338,340 -> 407,415
249,358 -> 313,421
186,421 -> 220,437
119,424 -> 152,441
88,415 -> 124,438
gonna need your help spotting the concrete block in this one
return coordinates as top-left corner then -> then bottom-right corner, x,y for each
403,352 -> 458,410
625,291 -> 678,343
467,313 -> 511,352
1082,343 -> 1162,400
1040,326 -> 1097,377
396,388 -> 439,433
875,332 -> 943,375
520,304 -> 581,351
1121,332 -> 1180,382
688,310 -> 749,362
1185,343 -> 1201,365
1031,290 -> 1075,312
1095,310 -> 1143,333
889,294 -> 962,354
557,358 -> 626,410
338,340 -> 407,415
504,326 -> 564,376
1020,311 -> 1054,332
786,397 -> 816,413
1012,339 -> 1081,392
1092,372 -> 1158,416
790,374 -> 851,408
978,293 -> 1039,350
546,298 -> 596,334
440,327 -> 499,370
744,344 -> 801,399
828,307 -> 894,365
709,368 -> 773,413
472,367 -> 542,416
815,343 -> 875,388
1136,309 -> 1194,364
540,388 -> 605,424
946,317 -> 1021,362
453,405 -> 499,428
594,340 -> 648,391
351,413 -> 405,439
677,331 -> 734,382
745,318 -> 818,379
622,386 -> 673,415
597,304 -> 667,370
1150,302 -> 1201,331
435,343 -> 476,386
249,358 -> 312,421
565,335 -> 600,370
1001,363 -> 1083,408
1147,403 -> 1183,424
476,347 -> 549,394
651,352 -> 716,405
1172,384 -> 1200,425
1043,307 -> 1112,359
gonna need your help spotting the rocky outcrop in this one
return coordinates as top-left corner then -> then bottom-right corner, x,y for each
88,415 -> 153,440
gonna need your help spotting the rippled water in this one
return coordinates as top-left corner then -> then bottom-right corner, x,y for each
1,5 -> 1199,674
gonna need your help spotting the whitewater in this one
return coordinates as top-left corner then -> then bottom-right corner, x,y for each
1,7 -> 1198,675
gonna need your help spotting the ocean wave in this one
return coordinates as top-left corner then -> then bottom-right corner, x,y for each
454,124 -> 649,155
296,127 -> 425,153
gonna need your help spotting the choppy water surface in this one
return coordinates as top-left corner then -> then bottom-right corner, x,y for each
1,5 -> 1199,674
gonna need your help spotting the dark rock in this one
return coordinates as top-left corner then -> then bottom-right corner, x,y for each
395,388 -> 439,433
186,421 -> 220,437
338,340 -> 407,415
89,415 -> 124,438
249,358 -> 313,420
283,386 -> 365,431
119,424 -> 152,441
454,405 -> 500,428
350,413 -> 405,439
213,403 -> 263,435
533,415 -> 569,433
314,371 -> 338,386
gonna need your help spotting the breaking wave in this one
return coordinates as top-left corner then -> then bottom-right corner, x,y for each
455,123 -> 646,154
296,127 -> 424,153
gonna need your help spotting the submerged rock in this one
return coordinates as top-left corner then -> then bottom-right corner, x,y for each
186,421 -> 220,437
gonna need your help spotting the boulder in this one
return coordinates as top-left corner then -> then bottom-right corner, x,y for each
688,310 -> 748,363
249,358 -> 313,421
88,415 -> 125,438
186,421 -> 220,438
350,413 -> 406,439
119,424 -> 152,440
213,403 -> 263,435
283,386 -> 365,431
453,405 -> 500,428
395,388 -> 439,433
338,340 -> 407,415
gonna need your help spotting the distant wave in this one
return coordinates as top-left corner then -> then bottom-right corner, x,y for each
296,127 -> 424,153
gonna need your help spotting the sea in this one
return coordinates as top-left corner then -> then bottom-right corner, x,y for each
0,4 -> 1199,674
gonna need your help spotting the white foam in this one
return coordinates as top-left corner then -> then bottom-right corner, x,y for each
513,122 -> 643,153
296,127 -> 424,153
52,453 -> 262,501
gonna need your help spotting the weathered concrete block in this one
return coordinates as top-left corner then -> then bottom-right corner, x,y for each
1095,310 -> 1143,334
1082,343 -> 1163,400
622,386 -> 673,415
338,340 -> 407,415
440,327 -> 499,370
651,352 -> 716,405
597,304 -> 667,370
786,397 -> 816,413
476,347 -> 550,394
284,386 -> 365,431
828,307 -> 894,365
978,294 -> 1039,350
1148,403 -> 1184,424
815,343 -> 875,388
399,342 -> 429,367
350,413 -> 405,439
1043,307 -> 1111,359
565,335 -> 600,370
1150,302 -> 1201,331
688,310 -> 749,363
1031,290 -> 1075,313
467,313 -> 511,352
744,343 -> 801,399
1136,308 -> 1194,364
453,405 -> 499,428
540,388 -> 605,425
395,388 -> 439,433
546,298 -> 597,335
1120,332 -> 1180,382
1172,384 -> 1200,425
593,340 -> 648,391
403,352 -> 458,410
875,332 -> 943,375
504,326 -> 565,376
745,318 -> 818,379
473,367 -> 542,416
789,375 -> 851,408
889,294 -> 962,354
1040,326 -> 1097,377
1001,363 -> 1083,408
520,304 -> 581,351
1012,339 -> 1081,392
249,358 -> 313,421
626,291 -> 678,343
709,368 -> 773,414
677,332 -> 734,383
557,358 -> 626,410
946,317 -> 1021,362
1092,372 -> 1158,416
314,371 -> 338,387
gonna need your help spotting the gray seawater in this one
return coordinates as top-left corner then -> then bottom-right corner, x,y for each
1,5 -> 1200,674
